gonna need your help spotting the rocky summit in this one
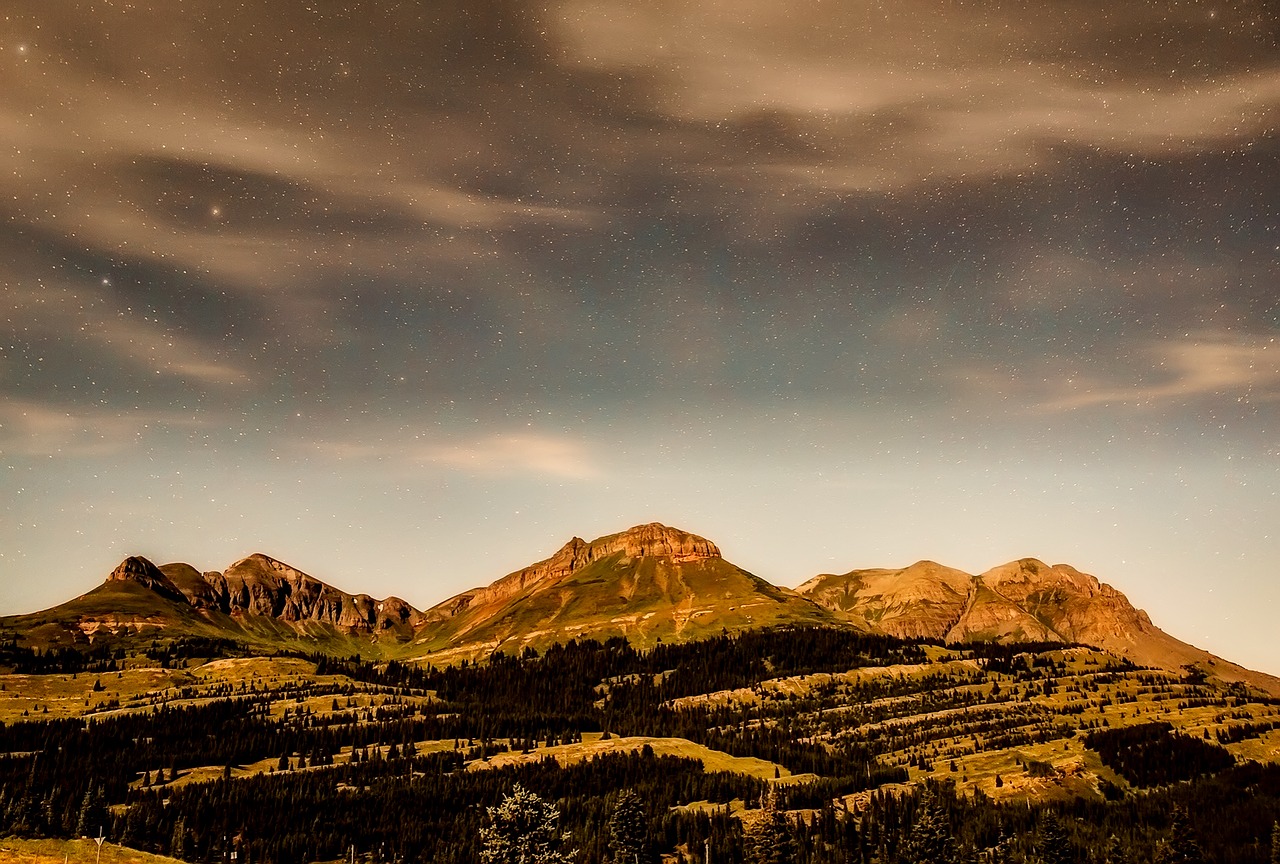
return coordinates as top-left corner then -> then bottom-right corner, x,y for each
416,522 -> 832,659
798,556 -> 1276,693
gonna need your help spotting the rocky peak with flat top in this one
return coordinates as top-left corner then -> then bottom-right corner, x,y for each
448,523 -> 721,615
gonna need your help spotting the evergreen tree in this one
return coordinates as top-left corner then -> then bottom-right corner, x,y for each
607,790 -> 650,864
75,786 -> 106,839
982,830 -> 1016,864
479,784 -> 576,864
746,786 -> 796,864
900,791 -> 957,864
1154,808 -> 1203,864
1270,822 -> 1280,864
171,817 -> 187,860
1034,812 -> 1073,864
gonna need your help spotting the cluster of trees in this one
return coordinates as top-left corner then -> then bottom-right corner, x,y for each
1083,722 -> 1236,787
1,627 -> 1278,863
474,775 -> 1280,864
0,640 -> 123,674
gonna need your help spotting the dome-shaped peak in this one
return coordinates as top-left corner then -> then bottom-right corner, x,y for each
109,555 -> 163,582
228,553 -> 302,576
980,558 -> 1102,599
242,552 -> 285,567
106,555 -> 186,601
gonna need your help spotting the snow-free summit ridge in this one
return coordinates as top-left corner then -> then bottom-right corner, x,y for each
6,522 -> 1278,694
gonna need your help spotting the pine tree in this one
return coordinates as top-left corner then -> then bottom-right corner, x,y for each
1154,808 -> 1203,864
1270,822 -> 1280,864
172,816 -> 188,860
76,786 -> 106,838
982,829 -> 1016,864
1035,812 -> 1073,864
607,790 -> 650,864
479,784 -> 576,864
900,790 -> 957,864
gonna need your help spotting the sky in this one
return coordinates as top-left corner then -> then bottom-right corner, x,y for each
1,0 -> 1278,674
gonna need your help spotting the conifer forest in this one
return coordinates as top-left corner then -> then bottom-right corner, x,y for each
2,629 -> 1279,864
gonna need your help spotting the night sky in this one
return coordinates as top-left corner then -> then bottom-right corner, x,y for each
2,1 -> 1278,673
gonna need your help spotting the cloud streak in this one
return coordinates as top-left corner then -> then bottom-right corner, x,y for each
306,433 -> 602,480
1,280 -> 249,387
0,400 -> 208,457
1041,336 -> 1280,411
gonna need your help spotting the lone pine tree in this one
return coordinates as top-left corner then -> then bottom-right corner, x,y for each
607,790 -> 651,864
1154,807 -> 1203,864
900,790 -> 958,864
480,784 -> 576,864
1035,812 -> 1074,864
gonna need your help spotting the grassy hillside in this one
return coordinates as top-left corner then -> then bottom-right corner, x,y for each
0,628 -> 1278,864
412,552 -> 837,660
0,839 -> 183,864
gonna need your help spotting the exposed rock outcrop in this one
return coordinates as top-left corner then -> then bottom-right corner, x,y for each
797,555 -> 1280,691
111,554 -> 425,634
107,556 -> 188,604
418,522 -> 830,658
429,523 -> 721,622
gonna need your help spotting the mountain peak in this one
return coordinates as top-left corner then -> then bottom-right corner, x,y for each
608,522 -> 721,561
106,556 -> 188,602
978,558 -> 1104,600
538,522 -> 721,584
108,555 -> 161,582
441,523 -> 723,617
418,522 -> 825,658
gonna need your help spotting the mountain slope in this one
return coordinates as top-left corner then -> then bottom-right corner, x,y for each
0,554 -> 425,654
3,528 -> 1276,696
795,560 -> 973,638
413,523 -> 839,660
799,557 -> 1280,694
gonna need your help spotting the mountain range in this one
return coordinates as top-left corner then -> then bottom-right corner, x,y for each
3,522 -> 1276,694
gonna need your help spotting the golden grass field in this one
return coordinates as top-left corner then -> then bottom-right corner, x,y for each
0,839 -> 181,864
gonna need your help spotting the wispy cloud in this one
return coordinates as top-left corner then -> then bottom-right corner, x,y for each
422,434 -> 602,479
0,400 -> 206,457
1040,335 -> 1280,411
307,433 -> 602,480
557,0 -> 1280,190
1,281 -> 249,387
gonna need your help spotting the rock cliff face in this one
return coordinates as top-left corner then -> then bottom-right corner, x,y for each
418,523 -> 830,658
428,523 -> 721,622
112,554 -> 424,634
796,555 -> 1280,691
799,557 -> 1159,648
108,557 -> 189,604
960,559 -> 1156,647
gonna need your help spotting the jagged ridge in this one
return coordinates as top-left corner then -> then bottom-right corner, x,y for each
111,553 -> 425,635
